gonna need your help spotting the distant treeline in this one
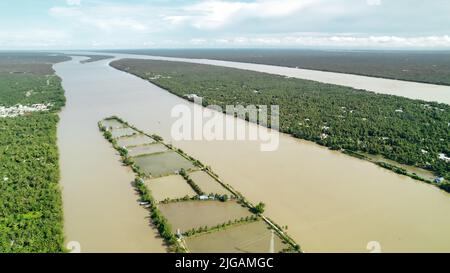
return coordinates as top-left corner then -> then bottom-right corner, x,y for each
76,54 -> 114,64
111,59 -> 450,187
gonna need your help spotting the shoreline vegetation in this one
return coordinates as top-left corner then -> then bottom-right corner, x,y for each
98,116 -> 301,253
104,49 -> 450,86
0,53 -> 70,252
110,59 -> 450,194
343,151 -> 438,184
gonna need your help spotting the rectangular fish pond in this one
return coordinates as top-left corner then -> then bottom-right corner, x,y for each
189,171 -> 232,196
100,118 -> 127,129
117,134 -> 156,148
132,151 -> 197,178
158,200 -> 252,234
110,127 -> 139,139
145,175 -> 197,203
185,220 -> 287,253
127,143 -> 168,157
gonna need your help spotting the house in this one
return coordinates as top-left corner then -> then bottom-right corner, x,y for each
199,195 -> 210,200
0,103 -> 51,118
435,177 -> 445,184
438,153 -> 450,163
185,94 -> 201,100
176,229 -> 183,239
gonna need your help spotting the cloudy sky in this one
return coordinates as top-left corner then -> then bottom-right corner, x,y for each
1,0 -> 450,49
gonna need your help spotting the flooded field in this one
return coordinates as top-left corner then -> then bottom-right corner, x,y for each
100,119 -> 126,129
110,127 -> 137,138
55,55 -> 450,252
190,171 -> 232,195
133,151 -> 196,177
128,143 -> 168,157
145,175 -> 196,203
158,201 -> 252,233
185,221 -> 285,253
116,134 -> 155,147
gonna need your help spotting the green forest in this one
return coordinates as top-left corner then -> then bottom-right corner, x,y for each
0,53 -> 69,252
111,59 -> 450,190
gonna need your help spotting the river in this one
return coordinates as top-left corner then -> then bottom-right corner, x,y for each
54,55 -> 450,253
55,57 -> 165,253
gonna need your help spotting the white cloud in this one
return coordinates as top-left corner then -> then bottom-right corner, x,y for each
195,34 -> 450,48
50,6 -> 151,32
366,0 -> 382,6
165,0 -> 318,30
0,29 -> 71,48
66,0 -> 81,6
2,30 -> 449,49
189,38 -> 208,45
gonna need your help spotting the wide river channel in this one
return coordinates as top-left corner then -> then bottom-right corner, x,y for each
54,54 -> 450,253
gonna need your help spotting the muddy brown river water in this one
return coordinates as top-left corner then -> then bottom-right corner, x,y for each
54,55 -> 450,253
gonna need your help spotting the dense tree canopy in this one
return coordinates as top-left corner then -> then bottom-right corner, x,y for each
0,53 -> 67,253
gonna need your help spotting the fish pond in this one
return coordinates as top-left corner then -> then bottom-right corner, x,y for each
116,134 -> 155,147
158,200 -> 252,234
185,220 -> 286,253
145,175 -> 197,203
100,118 -> 127,129
189,171 -> 232,196
127,143 -> 168,157
133,151 -> 197,177
110,127 -> 138,139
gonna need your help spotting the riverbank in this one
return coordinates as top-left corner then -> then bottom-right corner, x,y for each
343,151 -> 449,193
